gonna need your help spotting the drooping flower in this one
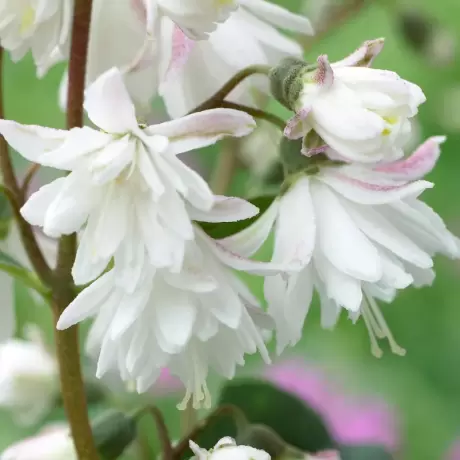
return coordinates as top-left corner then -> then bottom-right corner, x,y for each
0,68 -> 256,286
0,425 -> 77,460
264,359 -> 400,452
270,39 -> 426,164
189,437 -> 271,460
222,136 -> 459,355
56,222 -> 284,409
0,329 -> 58,425
161,0 -> 314,117
0,0 -> 73,77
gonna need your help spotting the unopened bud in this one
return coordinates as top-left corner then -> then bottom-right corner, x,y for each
91,410 -> 137,460
269,57 -> 311,110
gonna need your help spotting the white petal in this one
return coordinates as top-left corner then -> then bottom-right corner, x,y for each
0,120 -> 66,163
84,68 -> 138,133
312,182 -> 382,282
314,253 -> 362,311
219,200 -> 279,257
189,196 -> 259,223
342,199 -> 433,268
332,38 -> 385,68
146,109 -> 256,155
240,0 -> 314,34
56,272 -> 115,329
273,177 -> 315,267
20,178 -> 66,229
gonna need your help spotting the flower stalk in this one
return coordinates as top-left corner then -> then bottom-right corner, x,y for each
52,0 -> 99,459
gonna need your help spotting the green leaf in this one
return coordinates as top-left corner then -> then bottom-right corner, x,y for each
199,195 -> 276,239
0,249 -> 49,298
193,380 -> 335,453
91,410 -> 137,460
339,444 -> 394,460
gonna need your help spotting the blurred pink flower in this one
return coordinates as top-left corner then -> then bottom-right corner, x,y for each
263,359 -> 400,452
153,368 -> 183,395
446,440 -> 460,459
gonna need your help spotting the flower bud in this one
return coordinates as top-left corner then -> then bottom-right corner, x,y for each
91,410 -> 137,460
190,436 -> 270,460
269,58 -> 311,110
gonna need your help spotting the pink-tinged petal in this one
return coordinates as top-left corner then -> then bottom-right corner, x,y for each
314,55 -> 334,88
319,167 -> 433,205
147,109 -> 256,155
189,196 -> 259,223
84,68 -> 138,133
130,0 -> 146,22
301,143 -> 329,157
332,38 -> 385,68
162,25 -> 195,84
284,108 -> 312,139
374,136 -> 445,180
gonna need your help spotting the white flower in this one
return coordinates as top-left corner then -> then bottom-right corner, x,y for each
0,68 -> 256,286
1,425 -> 77,460
56,221 -> 284,409
222,137 -> 460,355
0,330 -> 58,425
161,0 -> 314,117
189,437 -> 270,460
282,39 -> 426,164
0,0 -> 73,77
142,0 -> 238,40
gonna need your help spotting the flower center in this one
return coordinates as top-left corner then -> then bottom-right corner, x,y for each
382,116 -> 399,137
20,5 -> 36,35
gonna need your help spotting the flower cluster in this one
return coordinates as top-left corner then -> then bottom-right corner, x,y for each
0,0 -> 458,417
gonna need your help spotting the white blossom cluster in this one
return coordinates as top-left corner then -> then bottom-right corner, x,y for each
0,0 -> 458,417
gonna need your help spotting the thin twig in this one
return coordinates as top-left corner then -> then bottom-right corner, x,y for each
220,101 -> 285,131
0,48 -> 53,286
52,0 -> 99,459
21,162 -> 40,199
210,138 -> 240,195
188,65 -> 272,114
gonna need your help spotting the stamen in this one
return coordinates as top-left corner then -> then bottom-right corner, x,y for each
367,295 -> 406,356
177,388 -> 192,411
362,307 -> 383,358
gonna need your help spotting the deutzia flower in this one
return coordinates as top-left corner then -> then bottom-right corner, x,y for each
271,39 -> 426,163
0,329 -> 58,425
161,0 -> 314,117
0,0 -> 73,77
189,437 -> 270,460
56,222 -> 284,409
222,137 -> 460,355
0,425 -> 77,460
0,68 -> 256,285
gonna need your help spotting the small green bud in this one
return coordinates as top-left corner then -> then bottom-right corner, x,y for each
269,58 -> 311,110
91,409 -> 137,460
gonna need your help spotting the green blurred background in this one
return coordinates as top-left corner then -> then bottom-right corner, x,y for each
2,0 -> 460,459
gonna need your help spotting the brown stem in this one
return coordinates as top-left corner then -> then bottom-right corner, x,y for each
52,0 -> 99,459
188,65 -> 272,114
210,138 -> 240,195
21,162 -> 40,198
220,101 -> 285,131
0,48 -> 53,285
172,404 -> 248,459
